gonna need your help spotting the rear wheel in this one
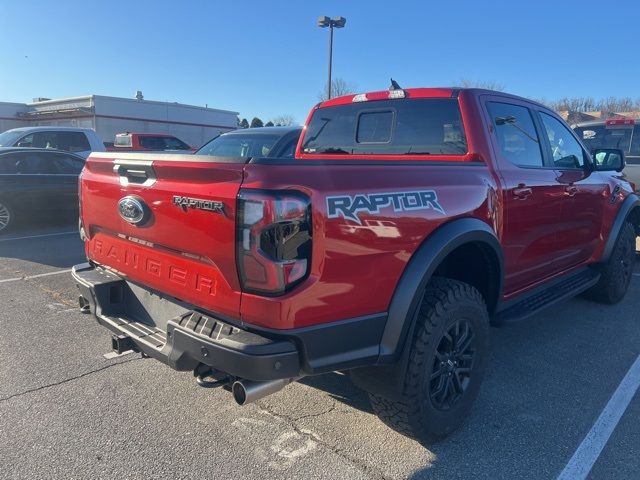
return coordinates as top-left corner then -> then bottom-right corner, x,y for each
585,221 -> 636,304
369,277 -> 490,444
0,201 -> 13,234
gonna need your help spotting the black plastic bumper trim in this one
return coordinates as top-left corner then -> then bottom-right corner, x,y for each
72,263 -> 388,380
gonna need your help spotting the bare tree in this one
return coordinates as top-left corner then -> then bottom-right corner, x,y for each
271,114 -> 297,126
539,96 -> 640,115
318,78 -> 357,101
457,78 -> 505,91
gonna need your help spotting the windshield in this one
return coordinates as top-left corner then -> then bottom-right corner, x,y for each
301,98 -> 467,155
196,133 -> 281,157
0,130 -> 24,147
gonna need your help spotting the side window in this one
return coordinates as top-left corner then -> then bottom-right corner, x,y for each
486,102 -> 544,167
16,133 -> 34,147
279,138 -> 298,158
0,154 -> 19,174
52,154 -> 84,174
14,153 -> 56,174
540,113 -> 586,169
31,132 -> 60,149
58,132 -> 91,152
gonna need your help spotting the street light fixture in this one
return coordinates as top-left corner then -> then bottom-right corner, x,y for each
317,16 -> 347,100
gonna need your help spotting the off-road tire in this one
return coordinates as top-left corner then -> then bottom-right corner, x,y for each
369,277 -> 490,444
0,200 -> 14,234
585,221 -> 636,304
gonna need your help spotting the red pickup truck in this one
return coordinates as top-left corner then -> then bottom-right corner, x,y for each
107,132 -> 195,152
73,87 -> 639,443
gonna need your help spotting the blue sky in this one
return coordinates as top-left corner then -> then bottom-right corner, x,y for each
0,1 -> 638,124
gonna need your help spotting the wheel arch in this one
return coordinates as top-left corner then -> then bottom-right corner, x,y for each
350,217 -> 503,399
602,193 -> 640,262
378,217 -> 503,362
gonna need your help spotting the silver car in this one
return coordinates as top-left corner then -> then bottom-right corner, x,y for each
573,119 -> 640,189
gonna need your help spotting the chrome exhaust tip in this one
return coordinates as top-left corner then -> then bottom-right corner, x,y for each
232,378 -> 294,405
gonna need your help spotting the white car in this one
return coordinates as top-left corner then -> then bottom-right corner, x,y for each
0,126 -> 105,158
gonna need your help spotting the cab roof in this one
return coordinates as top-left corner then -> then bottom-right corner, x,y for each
317,87 -> 548,110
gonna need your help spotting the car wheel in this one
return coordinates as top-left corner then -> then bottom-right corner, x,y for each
369,277 -> 490,444
0,200 -> 13,234
585,221 -> 636,304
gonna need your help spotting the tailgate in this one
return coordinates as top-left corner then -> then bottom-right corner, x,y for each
80,152 -> 246,320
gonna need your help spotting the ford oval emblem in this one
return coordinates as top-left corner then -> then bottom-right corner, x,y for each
118,196 -> 147,225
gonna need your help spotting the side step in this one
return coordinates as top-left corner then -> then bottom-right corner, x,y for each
494,268 -> 600,324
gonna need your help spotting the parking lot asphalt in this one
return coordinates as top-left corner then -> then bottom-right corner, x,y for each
0,220 -> 638,480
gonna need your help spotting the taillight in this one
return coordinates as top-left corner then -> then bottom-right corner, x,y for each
237,190 -> 312,295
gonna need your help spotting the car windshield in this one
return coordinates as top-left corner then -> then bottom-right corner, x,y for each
196,133 -> 281,157
0,130 -> 24,147
301,98 -> 467,155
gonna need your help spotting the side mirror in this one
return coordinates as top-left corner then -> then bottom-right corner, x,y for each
593,148 -> 625,172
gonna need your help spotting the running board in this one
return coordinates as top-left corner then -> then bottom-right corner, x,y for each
494,268 -> 600,324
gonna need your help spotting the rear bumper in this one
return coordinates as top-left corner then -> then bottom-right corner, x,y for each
72,263 -> 387,381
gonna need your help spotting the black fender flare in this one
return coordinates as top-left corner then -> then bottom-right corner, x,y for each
601,193 -> 640,262
380,217 -> 503,362
350,217 -> 503,399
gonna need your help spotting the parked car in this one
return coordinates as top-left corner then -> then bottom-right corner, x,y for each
573,119 -> 640,189
196,126 -> 302,158
73,87 -> 637,444
0,147 -> 85,233
108,132 -> 195,152
0,126 -> 105,158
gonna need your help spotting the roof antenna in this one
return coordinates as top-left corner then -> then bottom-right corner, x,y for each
389,78 -> 402,91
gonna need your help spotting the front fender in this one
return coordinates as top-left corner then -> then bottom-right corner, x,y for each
602,193 -> 640,262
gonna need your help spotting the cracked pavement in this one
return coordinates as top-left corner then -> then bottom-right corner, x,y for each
1,221 -> 639,479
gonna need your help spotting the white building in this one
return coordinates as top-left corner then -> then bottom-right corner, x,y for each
0,94 -> 238,148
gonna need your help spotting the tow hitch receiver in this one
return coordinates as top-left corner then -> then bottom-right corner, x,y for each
111,334 -> 137,355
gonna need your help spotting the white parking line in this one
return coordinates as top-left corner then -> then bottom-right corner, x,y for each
0,231 -> 77,243
0,269 -> 72,284
557,354 -> 640,480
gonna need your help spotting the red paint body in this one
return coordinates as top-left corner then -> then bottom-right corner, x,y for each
79,89 -> 633,330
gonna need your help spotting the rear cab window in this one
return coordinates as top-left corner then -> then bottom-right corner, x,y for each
300,98 -> 467,156
139,136 -> 191,150
196,134 -> 281,157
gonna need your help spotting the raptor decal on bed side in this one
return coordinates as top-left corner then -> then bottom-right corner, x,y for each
326,190 -> 445,224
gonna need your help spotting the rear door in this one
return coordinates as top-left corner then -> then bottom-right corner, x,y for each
13,151 -> 63,213
80,153 -> 247,319
484,98 -> 567,295
50,152 -> 84,211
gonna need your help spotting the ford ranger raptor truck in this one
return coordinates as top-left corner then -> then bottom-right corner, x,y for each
73,86 -> 639,443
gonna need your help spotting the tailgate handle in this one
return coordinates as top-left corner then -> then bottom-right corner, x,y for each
114,163 -> 156,186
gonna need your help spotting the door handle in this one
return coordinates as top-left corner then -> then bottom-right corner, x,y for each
512,184 -> 532,200
565,186 -> 578,197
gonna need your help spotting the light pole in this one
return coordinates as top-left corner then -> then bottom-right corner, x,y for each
317,16 -> 346,100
